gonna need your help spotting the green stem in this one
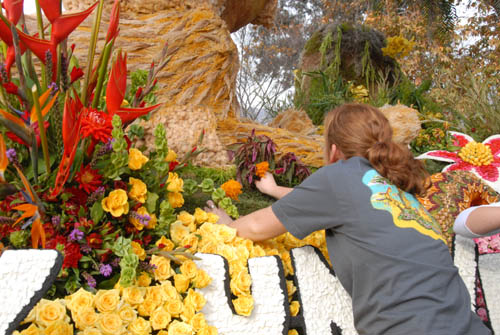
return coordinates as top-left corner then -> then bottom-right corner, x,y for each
92,42 -> 114,109
32,85 -> 50,174
34,0 -> 47,90
82,0 -> 105,106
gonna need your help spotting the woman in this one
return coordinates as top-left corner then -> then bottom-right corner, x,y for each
208,104 -> 490,334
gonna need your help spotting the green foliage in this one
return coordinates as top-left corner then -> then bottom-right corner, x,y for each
127,69 -> 158,106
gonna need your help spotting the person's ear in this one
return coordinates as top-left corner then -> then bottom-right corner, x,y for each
329,144 -> 337,164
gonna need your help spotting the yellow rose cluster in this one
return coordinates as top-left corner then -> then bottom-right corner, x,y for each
167,172 -> 185,209
381,35 -> 415,59
17,259 -> 216,335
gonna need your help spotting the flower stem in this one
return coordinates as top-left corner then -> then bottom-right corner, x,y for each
32,85 -> 50,174
82,0 -> 105,106
34,0 -> 47,90
92,41 -> 114,109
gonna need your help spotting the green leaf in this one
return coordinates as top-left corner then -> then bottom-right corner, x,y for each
60,192 -> 73,202
97,274 -> 120,290
90,201 -> 104,224
78,206 -> 86,218
145,192 -> 159,213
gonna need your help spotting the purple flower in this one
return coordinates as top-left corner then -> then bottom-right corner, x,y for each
110,258 -> 120,268
99,263 -> 113,277
80,244 -> 92,254
48,82 -> 58,93
88,186 -> 105,203
131,211 -> 151,227
69,228 -> 84,241
51,215 -> 61,227
6,148 -> 17,163
82,272 -> 96,288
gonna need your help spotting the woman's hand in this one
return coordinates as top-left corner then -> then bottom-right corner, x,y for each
204,200 -> 233,226
255,172 -> 278,196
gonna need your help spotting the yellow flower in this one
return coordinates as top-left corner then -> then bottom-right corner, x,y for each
177,211 -> 195,229
122,286 -> 146,306
129,206 -> 155,231
230,270 -> 252,296
35,299 -> 68,328
215,224 -> 237,243
131,241 -> 147,261
255,161 -> 269,178
167,320 -> 193,335
197,325 -> 218,335
184,288 -> 206,312
161,281 -> 181,301
118,303 -> 137,325
206,212 -> 219,224
181,234 -> 199,253
79,327 -> 103,335
136,272 -> 152,287
181,304 -> 195,323
382,35 -> 415,58
157,331 -> 169,335
189,313 -> 207,331
232,295 -> 254,316
128,317 -> 151,335
150,307 -> 172,330
150,255 -> 174,281
458,141 -> 494,166
128,177 -> 148,203
19,324 -> 41,335
129,148 -> 149,170
164,298 -> 184,317
96,313 -> 124,335
155,236 -> 175,251
166,172 -> 184,193
194,208 -> 208,224
66,288 -> 94,313
21,306 -> 36,324
165,149 -> 177,163
138,297 -> 159,317
174,273 -> 191,293
170,221 -> 190,245
73,306 -> 99,330
101,189 -> 129,217
44,320 -> 73,335
287,280 -> 297,300
220,179 -> 242,201
180,260 -> 198,279
168,192 -> 184,208
146,286 -> 166,305
290,300 -> 300,317
288,330 -> 299,335
94,289 -> 120,313
193,268 -> 212,289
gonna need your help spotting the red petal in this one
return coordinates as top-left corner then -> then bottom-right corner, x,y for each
16,30 -> 57,80
424,150 -> 460,162
475,165 -> 500,182
50,2 -> 98,45
451,133 -> 471,147
445,161 -> 472,172
106,51 -> 127,114
486,138 -> 500,156
0,18 -> 14,45
106,0 -> 120,42
4,0 -> 24,25
116,104 -> 161,124
38,0 -> 62,23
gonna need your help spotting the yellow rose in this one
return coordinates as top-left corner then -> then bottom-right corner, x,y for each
168,192 -> 184,208
215,224 -> 237,243
19,324 -> 41,335
118,303 -> 137,324
79,327 -> 103,335
157,332 -> 168,335
170,221 -> 190,245
73,306 -> 98,330
21,306 -> 36,324
198,240 -> 217,254
122,286 -> 146,306
44,320 -> 73,335
174,273 -> 191,293
206,212 -> 219,224
155,236 -> 174,251
146,286 -> 166,305
230,270 -> 252,296
150,307 -> 171,330
290,301 -> 300,317
129,206 -> 154,231
217,244 -> 237,262
197,325 -> 218,335
146,213 -> 157,230
288,330 -> 299,335
131,241 -> 147,260
286,280 -> 296,300
232,295 -> 254,316
128,177 -> 147,203
189,313 -> 207,331
193,208 -> 208,224
150,255 -> 173,281
281,251 -> 293,276
96,313 -> 124,335
129,148 -> 149,170
137,297 -> 159,317
193,268 -> 212,289
164,299 -> 184,317
94,290 -> 120,313
128,317 -> 151,335
181,234 -> 199,253
184,289 -> 206,312
166,172 -> 184,193
66,288 -> 94,314
35,299 -> 67,328
234,245 -> 250,261
177,211 -> 194,226
101,189 -> 129,217
180,304 -> 195,322
167,320 -> 193,335
165,149 -> 177,162
136,272 -> 152,287
161,281 -> 181,301
251,245 -> 266,257
228,260 -> 245,277
180,260 -> 198,279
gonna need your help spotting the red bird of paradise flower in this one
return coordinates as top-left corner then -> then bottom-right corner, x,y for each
0,0 -> 27,76
106,50 -> 161,124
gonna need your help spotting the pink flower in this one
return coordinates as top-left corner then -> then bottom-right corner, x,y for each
417,131 -> 500,192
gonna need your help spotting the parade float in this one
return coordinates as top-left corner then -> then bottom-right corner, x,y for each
0,1 -> 499,335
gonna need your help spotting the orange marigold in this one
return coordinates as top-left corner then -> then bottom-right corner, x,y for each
221,179 -> 243,201
255,161 -> 269,178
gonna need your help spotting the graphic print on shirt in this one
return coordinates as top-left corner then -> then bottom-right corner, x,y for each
362,169 -> 446,243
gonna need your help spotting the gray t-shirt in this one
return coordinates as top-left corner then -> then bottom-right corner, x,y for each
272,156 -> 490,335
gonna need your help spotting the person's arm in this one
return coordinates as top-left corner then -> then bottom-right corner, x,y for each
255,172 -> 292,199
454,203 -> 500,237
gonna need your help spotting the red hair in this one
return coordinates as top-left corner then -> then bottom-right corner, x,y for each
324,103 -> 429,195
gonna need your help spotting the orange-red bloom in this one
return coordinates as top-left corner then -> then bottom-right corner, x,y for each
221,179 -> 243,201
80,108 -> 113,143
255,161 -> 269,178
75,164 -> 103,194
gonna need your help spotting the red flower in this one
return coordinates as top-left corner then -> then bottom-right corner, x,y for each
100,249 -> 112,263
169,161 -> 179,171
70,66 -> 84,84
113,180 -> 128,191
75,164 -> 103,194
80,108 -> 113,143
63,242 -> 83,269
106,0 -> 120,43
2,82 -> 18,94
87,233 -> 103,249
46,235 -> 67,249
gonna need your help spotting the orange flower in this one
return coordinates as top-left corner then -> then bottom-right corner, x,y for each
221,179 -> 242,201
255,161 -> 269,178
